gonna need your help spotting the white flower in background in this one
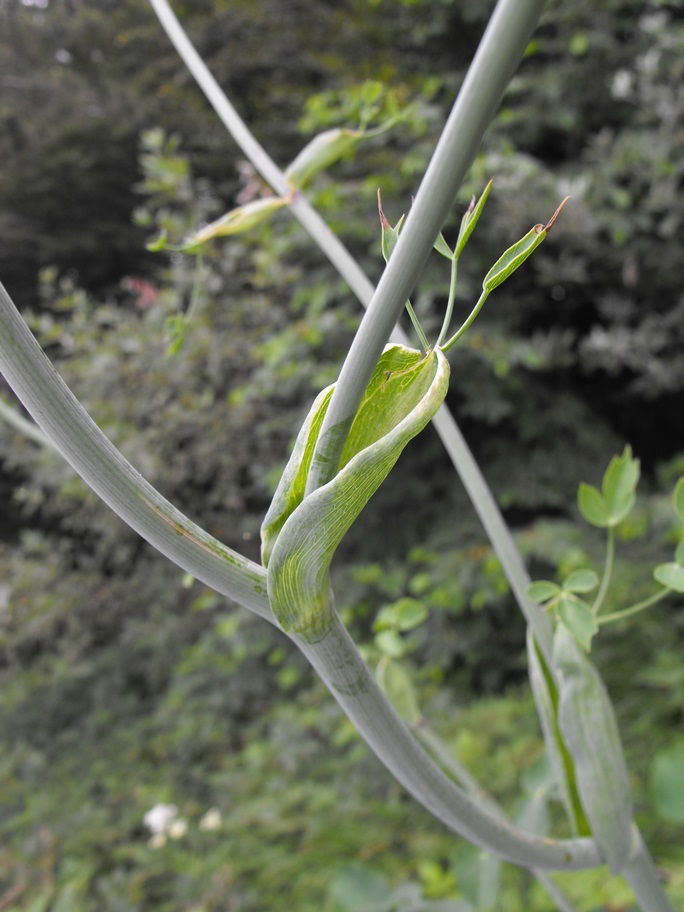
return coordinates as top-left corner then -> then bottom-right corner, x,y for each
144,803 -> 178,835
611,70 -> 633,100
148,832 -> 167,849
198,808 -> 222,832
168,817 -> 189,840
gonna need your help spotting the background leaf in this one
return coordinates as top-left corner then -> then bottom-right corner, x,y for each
653,562 -> 684,594
650,741 -> 684,825
577,483 -> 610,527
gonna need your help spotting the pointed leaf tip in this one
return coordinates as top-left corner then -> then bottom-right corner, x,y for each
544,196 -> 571,232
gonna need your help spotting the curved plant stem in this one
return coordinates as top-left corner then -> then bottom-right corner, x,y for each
298,614 -> 601,871
147,0 -> 377,311
623,828 -> 673,912
592,526 -> 615,615
597,588 -> 671,626
0,282 -> 272,624
0,284 -> 594,871
435,257 -> 459,349
414,721 -> 579,912
146,0 -> 555,666
441,288 -> 490,352
0,394 -> 58,452
430,405 -> 554,662
404,299 -> 430,352
306,0 -> 549,493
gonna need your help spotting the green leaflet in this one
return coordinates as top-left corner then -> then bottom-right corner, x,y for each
284,127 -> 364,189
553,625 -> 634,874
261,345 -> 450,642
195,196 -> 289,242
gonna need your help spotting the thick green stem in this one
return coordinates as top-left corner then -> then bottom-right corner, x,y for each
414,721 -> 579,912
306,0 -> 548,494
0,394 -> 58,452
147,0 -> 555,666
623,829 -> 673,912
298,614 -> 601,871
0,282 -> 271,623
0,281 -> 593,869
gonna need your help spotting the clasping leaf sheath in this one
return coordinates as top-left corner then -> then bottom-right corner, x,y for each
553,625 -> 634,874
262,344 -> 450,642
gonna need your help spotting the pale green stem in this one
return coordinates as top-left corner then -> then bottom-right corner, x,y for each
0,394 -> 58,452
0,279 -> 594,870
623,828 -> 673,912
592,526 -> 615,615
298,614 -> 601,871
597,588 -> 671,626
147,0 -> 556,667
0,282 -> 272,623
306,0 -> 549,494
435,256 -> 459,349
429,405 -> 554,664
441,288 -> 490,353
404,299 -> 430,352
148,0 -> 377,310
414,720 -> 579,912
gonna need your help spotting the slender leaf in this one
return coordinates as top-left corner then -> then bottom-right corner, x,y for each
553,626 -> 634,874
526,630 -> 586,835
262,345 -> 449,640
454,179 -> 493,259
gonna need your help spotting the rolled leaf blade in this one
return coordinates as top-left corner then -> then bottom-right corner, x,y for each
553,625 -> 634,874
264,345 -> 450,641
195,196 -> 288,242
526,630 -> 587,836
261,385 -> 334,567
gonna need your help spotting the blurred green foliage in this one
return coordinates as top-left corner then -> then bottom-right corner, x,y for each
1,0 -> 684,908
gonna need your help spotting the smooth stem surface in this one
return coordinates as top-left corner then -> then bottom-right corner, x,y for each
435,256 -> 458,348
0,283 -> 592,870
592,526 -> 615,614
306,0 -> 548,494
414,721 -> 578,912
597,588 -> 671,625
441,288 -> 490,352
299,615 -> 601,871
0,395 -> 58,451
623,828 -> 674,912
430,403 -> 555,663
148,0 -> 556,666
0,282 -> 272,624
148,0 -> 377,310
